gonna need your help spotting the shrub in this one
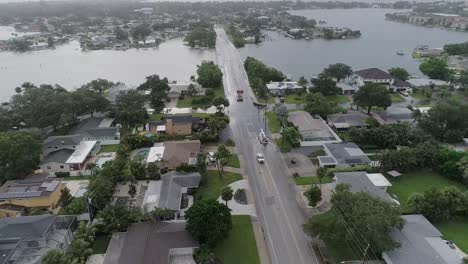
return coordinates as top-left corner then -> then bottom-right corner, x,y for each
225,138 -> 235,146
304,185 -> 322,207
176,163 -> 198,172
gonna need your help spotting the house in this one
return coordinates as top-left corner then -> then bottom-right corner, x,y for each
371,107 -> 414,125
0,215 -> 76,263
318,142 -> 371,167
0,177 -> 64,215
68,117 -> 120,145
161,140 -> 201,170
337,81 -> 359,95
288,111 -> 341,147
42,135 -> 82,156
352,68 -> 411,92
333,171 -> 394,203
327,111 -> 369,130
266,81 -> 303,96
382,214 -> 462,264
168,82 -> 204,99
103,222 -> 198,264
141,172 -> 201,218
40,149 -> 74,174
148,115 -> 204,136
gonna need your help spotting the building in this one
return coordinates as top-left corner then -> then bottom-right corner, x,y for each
287,111 -> 341,147
333,171 -> 394,203
327,111 -> 369,130
0,178 -> 64,217
382,215 -> 462,264
161,140 -> 201,170
337,81 -> 359,95
103,222 -> 198,264
141,172 -> 200,218
352,68 -> 411,92
148,115 -> 204,136
40,149 -> 74,174
0,215 -> 76,264
42,135 -> 82,156
68,117 -> 120,145
318,142 -> 371,167
168,82 -> 203,99
371,107 -> 414,125
266,81 -> 303,96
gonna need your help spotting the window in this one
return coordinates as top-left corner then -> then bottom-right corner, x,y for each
60,165 -> 64,169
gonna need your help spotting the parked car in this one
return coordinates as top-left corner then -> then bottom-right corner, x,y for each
256,153 -> 265,164
208,152 -> 216,163
279,96 -> 285,103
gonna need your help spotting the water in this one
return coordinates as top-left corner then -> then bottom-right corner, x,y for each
0,36 -> 215,102
239,8 -> 468,79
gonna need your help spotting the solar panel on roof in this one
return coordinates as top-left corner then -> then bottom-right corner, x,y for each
0,191 -> 42,199
345,158 -> 364,164
45,181 -> 59,192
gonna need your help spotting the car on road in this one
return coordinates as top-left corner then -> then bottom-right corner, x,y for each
256,153 -> 265,164
208,152 -> 216,163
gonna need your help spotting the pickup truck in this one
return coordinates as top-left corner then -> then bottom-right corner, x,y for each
237,90 -> 243,102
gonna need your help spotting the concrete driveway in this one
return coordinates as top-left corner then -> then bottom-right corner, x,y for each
283,152 -> 317,176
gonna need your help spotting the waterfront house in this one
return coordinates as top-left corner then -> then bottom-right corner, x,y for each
266,81 -> 303,96
352,68 -> 411,92
42,135 -> 82,157
168,82 -> 204,99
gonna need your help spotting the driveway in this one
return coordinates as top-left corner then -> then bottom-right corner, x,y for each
282,152 -> 317,177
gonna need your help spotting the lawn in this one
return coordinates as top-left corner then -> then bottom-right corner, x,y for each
99,144 -> 119,153
326,95 -> 350,105
226,154 -> 240,168
435,218 -> 468,253
390,93 -> 405,103
59,175 -> 91,181
285,94 -> 305,104
176,87 -> 225,108
294,176 -> 333,185
196,171 -> 242,201
92,235 -> 111,254
275,137 -> 292,152
148,113 -> 163,121
266,111 -> 281,133
387,170 -> 467,213
214,215 -> 260,264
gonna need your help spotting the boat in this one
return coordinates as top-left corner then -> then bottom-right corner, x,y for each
396,50 -> 405,56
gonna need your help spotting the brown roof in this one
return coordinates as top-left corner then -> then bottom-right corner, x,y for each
163,140 -> 201,169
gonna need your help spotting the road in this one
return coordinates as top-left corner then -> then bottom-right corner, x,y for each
215,27 -> 320,264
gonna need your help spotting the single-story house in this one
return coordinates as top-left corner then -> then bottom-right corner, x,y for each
40,149 -> 74,174
333,171 -> 395,203
67,117 -> 120,145
168,82 -> 204,98
42,135 -> 82,156
141,171 -> 200,218
161,140 -> 201,170
103,222 -> 198,264
327,111 -> 369,130
147,115 -> 204,136
371,107 -> 414,125
266,81 -> 303,96
288,111 -> 341,147
65,141 -> 100,172
337,81 -> 359,95
318,142 -> 371,167
382,214 -> 462,264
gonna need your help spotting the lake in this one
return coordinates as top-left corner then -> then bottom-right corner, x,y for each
239,8 -> 468,79
0,34 -> 215,102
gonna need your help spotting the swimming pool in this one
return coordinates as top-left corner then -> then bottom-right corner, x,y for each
95,156 -> 114,168
135,149 -> 150,160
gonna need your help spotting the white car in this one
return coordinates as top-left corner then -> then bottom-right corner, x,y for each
256,153 -> 265,164
208,152 -> 216,163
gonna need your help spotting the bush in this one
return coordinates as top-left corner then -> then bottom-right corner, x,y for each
225,138 -> 235,146
176,163 -> 199,172
55,172 -> 70,178
192,132 -> 219,143
304,185 -> 322,207
193,245 -> 216,264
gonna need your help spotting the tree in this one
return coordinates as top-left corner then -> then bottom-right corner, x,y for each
131,23 -> 152,42
215,144 -> 231,174
213,96 -> 229,113
187,83 -> 198,96
304,92 -> 333,118
274,104 -> 288,126
304,185 -> 322,206
0,132 -> 41,182
353,83 -> 391,114
146,162 -> 161,180
298,76 -> 308,88
185,199 -> 232,247
310,75 -> 340,96
196,61 -> 223,88
96,205 -> 144,234
196,152 -> 207,176
221,186 -> 233,206
64,197 -> 87,215
129,158 -> 146,179
58,187 -> 73,208
184,27 -> 216,48
81,78 -> 115,95
66,222 -> 96,264
419,58 -> 451,80
114,91 -> 148,129
322,63 -> 353,82
137,75 -> 170,111
388,67 -> 410,81
41,249 -> 67,264
150,207 -> 172,221
283,127 -> 302,147
303,184 -> 404,254
114,27 -> 129,41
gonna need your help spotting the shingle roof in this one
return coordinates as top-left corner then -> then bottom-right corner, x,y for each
393,78 -> 412,88
0,215 -> 55,239
83,127 -> 119,138
162,140 -> 201,169
324,142 -> 371,167
40,149 -> 74,165
43,135 -> 82,147
334,171 -> 393,202
327,111 -> 369,128
158,171 -> 201,210
354,68 -> 394,80
383,215 -> 462,264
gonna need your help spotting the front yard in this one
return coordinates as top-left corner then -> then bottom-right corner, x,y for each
177,87 -> 225,108
294,175 -> 333,185
226,154 -> 240,168
285,94 -> 305,104
435,218 -> 468,253
196,171 -> 242,201
214,215 -> 260,264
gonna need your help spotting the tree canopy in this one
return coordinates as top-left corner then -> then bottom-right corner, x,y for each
185,199 -> 232,247
443,41 -> 468,56
184,27 -> 216,48
352,83 -> 391,114
309,75 -> 340,96
388,67 -> 410,81
304,92 -> 333,118
114,90 -> 148,129
196,61 -> 223,88
322,63 -> 353,82
131,23 -> 152,42
419,58 -> 451,80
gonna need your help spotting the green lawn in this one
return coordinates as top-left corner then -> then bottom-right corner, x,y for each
148,113 -> 163,121
176,87 -> 225,108
214,215 -> 260,264
257,95 -> 275,104
326,95 -> 350,105
196,171 -> 242,201
285,94 -> 305,104
294,176 -> 333,185
390,93 -> 405,103
275,137 -> 292,152
435,218 -> 468,254
387,170 -> 467,212
92,235 -> 111,254
99,144 -> 119,153
226,154 -> 240,168
266,111 -> 281,133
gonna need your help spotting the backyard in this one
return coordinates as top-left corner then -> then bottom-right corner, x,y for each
196,171 -> 242,201
387,170 -> 467,213
285,93 -> 305,104
435,218 -> 468,253
214,215 -> 260,264
99,144 -> 120,153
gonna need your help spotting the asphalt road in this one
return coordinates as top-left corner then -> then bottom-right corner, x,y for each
215,27 -> 319,264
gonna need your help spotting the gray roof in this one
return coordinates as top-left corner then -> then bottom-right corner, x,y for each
327,111 -> 369,128
82,127 -> 119,138
104,222 -> 198,264
373,110 -> 414,124
0,179 -> 61,199
164,115 -> 201,124
68,117 -> 106,135
383,215 -> 462,264
159,171 -> 201,210
324,142 -> 371,167
43,135 -> 82,147
334,171 -> 393,202
355,68 -> 394,80
40,149 -> 74,165
0,215 -> 55,239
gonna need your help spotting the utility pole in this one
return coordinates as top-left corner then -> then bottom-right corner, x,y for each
361,243 -> 370,264
264,106 -> 267,133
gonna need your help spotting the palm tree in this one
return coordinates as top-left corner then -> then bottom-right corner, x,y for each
151,207 -> 172,221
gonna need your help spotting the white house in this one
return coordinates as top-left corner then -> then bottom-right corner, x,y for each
266,81 -> 303,96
